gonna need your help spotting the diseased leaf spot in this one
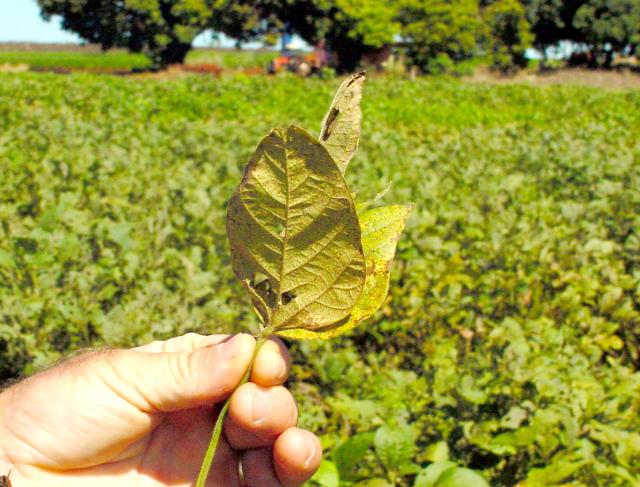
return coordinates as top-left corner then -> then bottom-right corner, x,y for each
322,107 -> 339,141
347,71 -> 366,87
281,291 -> 296,304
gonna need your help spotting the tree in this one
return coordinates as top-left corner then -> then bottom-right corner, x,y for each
396,0 -> 481,73
36,0 -> 249,67
238,0 -> 399,72
520,0 -> 586,54
482,0 -> 533,72
574,0 -> 640,67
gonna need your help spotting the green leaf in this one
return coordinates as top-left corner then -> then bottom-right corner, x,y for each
374,423 -> 416,471
312,460 -> 340,487
424,441 -> 450,462
354,480 -> 394,487
277,204 -> 411,339
320,72 -> 366,174
226,125 -> 366,333
414,461 -> 457,487
436,467 -> 490,487
333,432 -> 375,480
0,249 -> 15,269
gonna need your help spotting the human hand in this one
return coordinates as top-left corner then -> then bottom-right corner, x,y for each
0,333 -> 321,486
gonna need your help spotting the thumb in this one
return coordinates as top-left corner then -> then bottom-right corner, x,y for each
103,333 -> 256,412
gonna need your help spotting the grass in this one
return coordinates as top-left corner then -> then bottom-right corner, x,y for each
187,48 -> 278,69
0,48 -> 277,72
0,50 -> 151,71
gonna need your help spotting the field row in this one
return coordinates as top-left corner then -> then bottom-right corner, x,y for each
1,73 -> 639,485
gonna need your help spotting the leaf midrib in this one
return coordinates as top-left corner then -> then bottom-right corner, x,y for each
276,135 -> 290,305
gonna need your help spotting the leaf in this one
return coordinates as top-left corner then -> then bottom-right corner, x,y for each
277,204 -> 411,339
0,249 -> 15,269
333,432 -> 375,480
226,125 -> 366,332
373,423 -> 416,471
319,72 -> 366,174
424,441 -> 450,463
312,460 -> 340,487
436,467 -> 490,487
414,461 -> 457,487
354,480 -> 394,487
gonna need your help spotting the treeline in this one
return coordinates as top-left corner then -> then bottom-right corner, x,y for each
37,0 -> 640,72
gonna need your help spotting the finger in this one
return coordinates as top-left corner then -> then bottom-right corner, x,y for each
104,333 -> 256,412
273,428 -> 322,487
139,407 -> 241,487
225,383 -> 298,450
134,333 -> 230,353
251,337 -> 291,387
242,449 -> 282,487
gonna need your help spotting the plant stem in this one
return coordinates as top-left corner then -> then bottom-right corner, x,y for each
195,331 -> 271,487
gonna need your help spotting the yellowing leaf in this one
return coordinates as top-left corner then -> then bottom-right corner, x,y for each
319,72 -> 366,174
277,204 -> 411,339
226,125 -> 366,332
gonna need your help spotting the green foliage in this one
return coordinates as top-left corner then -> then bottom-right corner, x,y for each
397,0 -> 481,73
415,462 -> 490,487
522,0 -> 640,65
0,48 -> 276,72
35,0 -> 261,66
0,50 -> 151,71
574,0 -> 640,67
186,48 -> 278,69
482,0 -> 533,72
245,0 -> 399,71
1,73 -> 640,485
520,0 -> 579,52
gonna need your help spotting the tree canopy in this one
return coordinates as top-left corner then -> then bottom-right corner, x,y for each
575,0 -> 640,66
38,0 -> 640,71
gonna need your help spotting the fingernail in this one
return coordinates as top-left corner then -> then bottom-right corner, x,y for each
303,432 -> 317,469
217,334 -> 242,361
273,353 -> 287,381
252,387 -> 272,425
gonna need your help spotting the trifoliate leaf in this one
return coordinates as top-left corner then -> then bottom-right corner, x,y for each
277,204 -> 411,340
319,72 -> 365,174
226,125 -> 366,332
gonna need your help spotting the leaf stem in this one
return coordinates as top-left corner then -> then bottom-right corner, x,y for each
195,331 -> 272,487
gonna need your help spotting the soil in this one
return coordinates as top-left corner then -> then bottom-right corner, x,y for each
467,66 -> 640,90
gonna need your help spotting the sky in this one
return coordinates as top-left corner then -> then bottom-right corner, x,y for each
0,0 -> 283,48
0,0 -> 82,43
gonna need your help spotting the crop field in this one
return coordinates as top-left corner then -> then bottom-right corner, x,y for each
0,72 -> 639,486
0,47 -> 277,72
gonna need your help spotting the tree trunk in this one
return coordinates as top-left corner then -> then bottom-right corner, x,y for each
603,49 -> 614,69
158,41 -> 191,67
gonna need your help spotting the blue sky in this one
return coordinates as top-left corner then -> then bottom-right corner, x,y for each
0,0 -> 82,43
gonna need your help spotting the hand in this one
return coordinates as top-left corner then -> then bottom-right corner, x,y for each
0,333 -> 322,486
